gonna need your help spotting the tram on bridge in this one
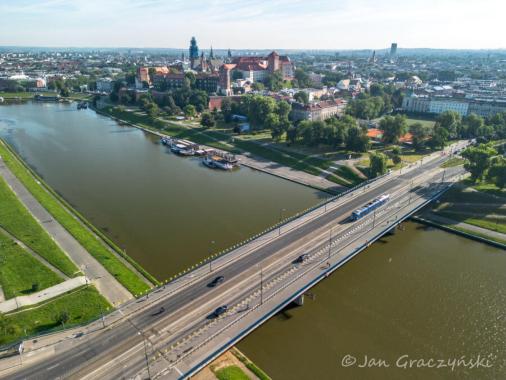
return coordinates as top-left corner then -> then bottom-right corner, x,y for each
351,194 -> 390,220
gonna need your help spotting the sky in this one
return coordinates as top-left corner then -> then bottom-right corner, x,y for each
0,0 -> 505,50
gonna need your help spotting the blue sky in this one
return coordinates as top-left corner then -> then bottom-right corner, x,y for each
0,0 -> 504,49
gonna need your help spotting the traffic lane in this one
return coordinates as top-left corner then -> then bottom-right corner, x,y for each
6,161 -> 439,379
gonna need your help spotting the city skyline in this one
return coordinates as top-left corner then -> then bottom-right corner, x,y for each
0,0 -> 505,50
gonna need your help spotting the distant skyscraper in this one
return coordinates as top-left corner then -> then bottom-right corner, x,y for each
390,43 -> 398,58
189,37 -> 199,69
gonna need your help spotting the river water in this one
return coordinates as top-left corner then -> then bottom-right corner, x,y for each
0,102 -> 504,379
0,102 -> 325,279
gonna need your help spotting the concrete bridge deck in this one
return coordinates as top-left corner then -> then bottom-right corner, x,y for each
0,141 -> 468,380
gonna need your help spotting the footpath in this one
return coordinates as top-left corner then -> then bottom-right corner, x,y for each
0,156 -> 132,306
0,277 -> 88,314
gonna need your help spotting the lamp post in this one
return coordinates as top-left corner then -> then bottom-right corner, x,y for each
209,240 -> 215,272
328,228 -> 332,259
258,265 -> 264,305
278,208 -> 286,236
142,335 -> 152,379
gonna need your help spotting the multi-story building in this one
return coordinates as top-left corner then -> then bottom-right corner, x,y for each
291,99 -> 347,122
402,94 -> 506,117
429,99 -> 469,116
96,77 -> 114,93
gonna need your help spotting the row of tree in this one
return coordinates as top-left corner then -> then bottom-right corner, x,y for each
462,143 -> 506,188
287,116 -> 370,152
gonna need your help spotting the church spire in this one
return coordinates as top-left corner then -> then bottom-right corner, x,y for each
210,46 -> 215,59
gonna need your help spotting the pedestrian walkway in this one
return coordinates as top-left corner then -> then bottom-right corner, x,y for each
0,277 -> 88,314
0,226 -> 69,280
420,212 -> 506,242
0,156 -> 132,306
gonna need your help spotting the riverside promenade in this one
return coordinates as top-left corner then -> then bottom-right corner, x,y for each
0,155 -> 132,306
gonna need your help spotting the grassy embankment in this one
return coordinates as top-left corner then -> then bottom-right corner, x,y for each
0,286 -> 110,346
214,366 -> 250,380
0,176 -> 78,277
232,348 -> 271,380
0,91 -> 91,100
427,181 -> 506,244
0,232 -> 62,300
0,140 -> 155,295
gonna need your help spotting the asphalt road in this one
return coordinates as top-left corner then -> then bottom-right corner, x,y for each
4,155 -> 455,380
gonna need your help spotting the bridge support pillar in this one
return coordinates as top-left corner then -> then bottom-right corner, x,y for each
293,294 -> 304,306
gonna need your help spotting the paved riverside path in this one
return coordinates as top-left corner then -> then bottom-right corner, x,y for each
0,277 -> 88,314
0,156 -> 132,306
419,212 -> 506,242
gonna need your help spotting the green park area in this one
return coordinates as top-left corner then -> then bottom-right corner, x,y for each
426,141 -> 506,244
0,286 -> 110,346
0,176 -> 78,277
0,140 -> 154,295
0,232 -> 63,300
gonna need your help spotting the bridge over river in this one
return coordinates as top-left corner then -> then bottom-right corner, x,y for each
0,142 -> 468,380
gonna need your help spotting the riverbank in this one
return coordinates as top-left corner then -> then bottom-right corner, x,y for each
0,139 -> 155,295
418,180 -> 506,246
193,347 -> 271,380
95,105 -> 343,194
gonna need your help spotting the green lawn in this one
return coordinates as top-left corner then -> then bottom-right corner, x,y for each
472,182 -> 506,199
406,117 -> 436,129
0,91 -> 60,99
431,182 -> 506,236
232,348 -> 272,380
441,157 -> 465,168
0,176 -> 78,277
0,286 -> 110,346
0,232 -> 63,300
0,140 -> 153,295
214,366 -> 250,380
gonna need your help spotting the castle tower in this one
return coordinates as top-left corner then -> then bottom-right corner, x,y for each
189,36 -> 199,69
267,51 -> 280,73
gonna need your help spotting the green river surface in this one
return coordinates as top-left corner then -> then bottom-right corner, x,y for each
0,102 -> 504,379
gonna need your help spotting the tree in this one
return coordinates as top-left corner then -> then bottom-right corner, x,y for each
221,97 -> 233,123
346,96 -> 385,120
294,91 -> 309,105
391,146 -> 402,165
346,125 -> 370,152
461,113 -> 484,138
409,122 -> 431,151
189,90 -> 209,112
183,104 -> 196,118
265,71 -> 284,91
380,115 -> 408,144
436,111 -> 461,138
200,112 -> 216,128
431,123 -> 450,149
60,87 -> 70,97
251,82 -> 265,91
56,310 -> 70,327
461,144 -> 497,182
286,126 -> 298,145
294,68 -> 313,88
487,157 -> 506,189
369,152 -> 388,178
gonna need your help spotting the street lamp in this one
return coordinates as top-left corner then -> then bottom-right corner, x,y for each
278,208 -> 286,236
260,266 -> 264,305
209,240 -> 215,272
328,228 -> 332,259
